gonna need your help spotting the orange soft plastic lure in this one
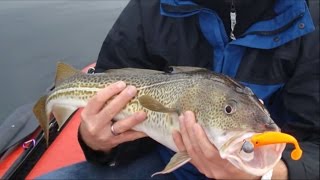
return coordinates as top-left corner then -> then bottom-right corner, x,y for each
251,132 -> 303,160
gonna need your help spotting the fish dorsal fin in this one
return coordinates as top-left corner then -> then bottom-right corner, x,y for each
138,95 -> 178,113
52,105 -> 78,130
152,151 -> 191,177
55,62 -> 79,85
105,68 -> 162,75
33,95 -> 50,145
170,66 -> 209,73
104,67 -> 209,75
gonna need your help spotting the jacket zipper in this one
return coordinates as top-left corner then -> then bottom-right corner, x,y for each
230,0 -> 237,40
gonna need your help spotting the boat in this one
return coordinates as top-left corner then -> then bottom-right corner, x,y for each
0,63 -> 96,179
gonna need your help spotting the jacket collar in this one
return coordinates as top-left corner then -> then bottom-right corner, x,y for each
160,0 -> 201,17
160,0 -> 314,39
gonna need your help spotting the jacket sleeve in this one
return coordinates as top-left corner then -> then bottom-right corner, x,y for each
281,1 -> 319,179
94,0 -> 162,73
78,128 -> 118,165
78,127 -> 157,166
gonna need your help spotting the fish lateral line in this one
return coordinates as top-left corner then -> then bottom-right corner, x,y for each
250,131 -> 303,160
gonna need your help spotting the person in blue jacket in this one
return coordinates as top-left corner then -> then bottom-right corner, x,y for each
41,0 -> 319,179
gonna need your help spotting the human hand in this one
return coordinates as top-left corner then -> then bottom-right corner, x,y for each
172,111 -> 259,179
79,81 -> 147,152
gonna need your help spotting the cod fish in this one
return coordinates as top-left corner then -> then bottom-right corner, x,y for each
33,62 -> 286,176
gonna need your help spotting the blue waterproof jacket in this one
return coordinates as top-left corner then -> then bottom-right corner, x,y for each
80,0 -> 319,179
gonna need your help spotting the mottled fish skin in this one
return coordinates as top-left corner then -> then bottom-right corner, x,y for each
45,68 -> 276,149
34,63 -> 283,176
47,71 -> 206,150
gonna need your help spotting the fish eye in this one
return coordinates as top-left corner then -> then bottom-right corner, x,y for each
225,105 -> 233,114
224,100 -> 237,114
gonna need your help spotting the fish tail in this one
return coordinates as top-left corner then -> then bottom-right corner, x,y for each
33,95 -> 49,146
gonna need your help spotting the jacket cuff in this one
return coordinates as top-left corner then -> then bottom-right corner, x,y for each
77,128 -> 117,165
281,147 -> 307,179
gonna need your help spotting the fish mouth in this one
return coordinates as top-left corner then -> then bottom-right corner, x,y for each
219,132 -> 286,176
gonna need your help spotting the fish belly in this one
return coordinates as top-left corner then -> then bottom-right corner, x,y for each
114,109 -> 180,152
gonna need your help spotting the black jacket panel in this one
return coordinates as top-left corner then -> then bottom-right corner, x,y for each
95,0 -> 212,73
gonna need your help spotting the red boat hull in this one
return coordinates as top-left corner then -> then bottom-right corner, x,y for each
0,63 -> 96,179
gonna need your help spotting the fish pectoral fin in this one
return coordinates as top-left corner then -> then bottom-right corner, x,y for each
33,95 -> 50,145
138,95 -> 178,113
151,151 -> 191,177
52,105 -> 78,130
